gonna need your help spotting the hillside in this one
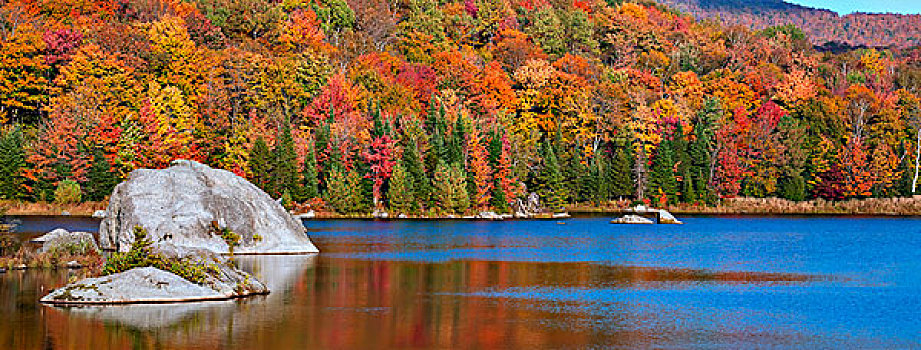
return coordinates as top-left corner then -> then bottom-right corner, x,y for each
653,0 -> 921,48
1,0 -> 921,215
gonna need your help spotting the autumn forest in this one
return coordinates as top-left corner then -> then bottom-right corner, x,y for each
2,0 -> 921,215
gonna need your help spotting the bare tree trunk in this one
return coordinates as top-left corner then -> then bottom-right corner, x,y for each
634,146 -> 646,200
913,129 -> 920,194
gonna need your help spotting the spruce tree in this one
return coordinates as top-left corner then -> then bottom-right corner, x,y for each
249,137 -> 274,195
387,161 -> 415,214
433,162 -> 469,214
680,168 -> 697,203
402,138 -> 430,210
273,120 -> 302,200
85,148 -> 118,201
302,142 -> 319,200
0,127 -> 25,200
537,139 -> 564,212
610,147 -> 634,199
647,139 -> 678,204
326,164 -> 366,215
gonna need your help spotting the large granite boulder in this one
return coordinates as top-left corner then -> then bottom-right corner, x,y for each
41,243 -> 269,305
30,228 -> 99,254
99,160 -> 318,254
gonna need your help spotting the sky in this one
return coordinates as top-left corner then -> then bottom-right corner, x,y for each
787,0 -> 921,14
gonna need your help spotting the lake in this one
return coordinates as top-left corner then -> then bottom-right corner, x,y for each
2,216 -> 921,349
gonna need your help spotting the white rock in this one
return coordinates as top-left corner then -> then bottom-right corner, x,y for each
41,267 -> 265,305
610,215 -> 654,224
42,243 -> 269,305
657,210 -> 684,224
31,228 -> 99,254
552,212 -> 571,219
295,210 -> 316,219
92,210 -> 106,218
99,160 -> 318,255
65,260 -> 82,269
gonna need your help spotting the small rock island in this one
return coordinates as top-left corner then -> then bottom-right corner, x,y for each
42,160 -> 318,305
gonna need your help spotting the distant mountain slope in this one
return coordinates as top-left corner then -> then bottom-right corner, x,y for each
652,0 -> 921,48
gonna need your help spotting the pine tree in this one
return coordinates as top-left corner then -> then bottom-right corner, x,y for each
387,161 -> 415,214
610,147 -> 634,198
0,127 -> 25,200
302,141 -> 319,200
433,162 -> 469,214
587,154 -> 612,203
537,139 -> 564,212
680,168 -> 697,203
273,120 -> 302,200
85,147 -> 118,201
248,137 -> 274,195
648,139 -> 678,204
402,137 -> 430,210
326,164 -> 367,215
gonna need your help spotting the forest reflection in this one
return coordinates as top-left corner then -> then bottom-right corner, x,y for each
1,254 -> 821,350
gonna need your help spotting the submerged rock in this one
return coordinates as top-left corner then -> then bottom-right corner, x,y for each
42,243 -> 268,305
99,160 -> 318,255
610,215 -> 654,224
30,228 -> 99,254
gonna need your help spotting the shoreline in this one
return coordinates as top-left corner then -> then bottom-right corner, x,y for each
7,197 -> 921,219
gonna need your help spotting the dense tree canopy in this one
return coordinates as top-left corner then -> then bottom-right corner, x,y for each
3,0 -> 921,213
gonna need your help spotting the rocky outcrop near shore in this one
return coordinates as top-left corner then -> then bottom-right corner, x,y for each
99,160 -> 318,255
610,215 -> 654,224
41,243 -> 268,305
30,228 -> 99,254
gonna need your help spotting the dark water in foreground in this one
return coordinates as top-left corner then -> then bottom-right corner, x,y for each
2,216 -> 921,349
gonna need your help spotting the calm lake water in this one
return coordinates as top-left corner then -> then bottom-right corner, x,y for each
2,216 -> 921,349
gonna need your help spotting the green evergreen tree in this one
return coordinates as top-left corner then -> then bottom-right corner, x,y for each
779,173 -> 807,201
680,168 -> 697,203
326,164 -> 367,214
895,145 -> 914,197
248,137 -> 274,195
387,161 -> 415,214
85,147 -> 119,201
433,162 -> 469,214
610,147 -> 634,198
302,142 -> 319,200
448,116 -> 466,164
537,139 -> 564,212
273,120 -> 302,200
647,139 -> 678,204
402,138 -> 430,210
0,127 -> 26,200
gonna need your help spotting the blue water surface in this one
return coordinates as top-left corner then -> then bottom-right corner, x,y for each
308,216 -> 921,348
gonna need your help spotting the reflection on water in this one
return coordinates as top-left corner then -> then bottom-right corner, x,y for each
2,216 -> 921,348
